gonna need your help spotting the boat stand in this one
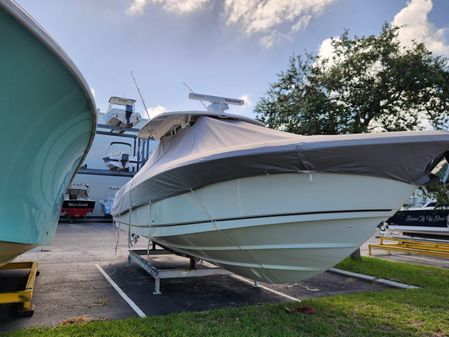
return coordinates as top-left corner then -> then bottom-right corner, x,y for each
369,235 -> 449,259
128,248 -> 231,295
0,261 -> 39,317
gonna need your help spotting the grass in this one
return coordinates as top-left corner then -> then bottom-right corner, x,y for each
3,257 -> 449,337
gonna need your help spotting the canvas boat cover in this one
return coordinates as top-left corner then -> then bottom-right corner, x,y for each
111,114 -> 449,216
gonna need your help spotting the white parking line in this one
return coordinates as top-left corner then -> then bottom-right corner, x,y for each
95,264 -> 146,318
231,275 -> 301,302
329,268 -> 419,289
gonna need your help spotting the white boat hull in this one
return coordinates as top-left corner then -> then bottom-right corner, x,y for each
115,173 -> 416,283
389,225 -> 449,237
103,155 -> 137,171
105,109 -> 141,130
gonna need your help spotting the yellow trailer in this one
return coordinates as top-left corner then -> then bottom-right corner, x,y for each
369,236 -> 449,259
0,261 -> 39,317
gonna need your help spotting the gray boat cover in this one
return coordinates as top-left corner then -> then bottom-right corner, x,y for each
111,115 -> 449,216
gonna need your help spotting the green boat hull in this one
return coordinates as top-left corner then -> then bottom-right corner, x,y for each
0,1 -> 96,265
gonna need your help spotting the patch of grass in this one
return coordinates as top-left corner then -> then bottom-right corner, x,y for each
337,256 -> 449,290
4,257 -> 449,337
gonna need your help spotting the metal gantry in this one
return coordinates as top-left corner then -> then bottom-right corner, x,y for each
78,123 -> 152,177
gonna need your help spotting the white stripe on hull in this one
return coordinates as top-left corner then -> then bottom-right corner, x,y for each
115,173 -> 416,283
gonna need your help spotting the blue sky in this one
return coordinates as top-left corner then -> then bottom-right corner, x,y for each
17,0 -> 449,119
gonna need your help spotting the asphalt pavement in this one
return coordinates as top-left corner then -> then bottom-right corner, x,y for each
0,223 -> 388,332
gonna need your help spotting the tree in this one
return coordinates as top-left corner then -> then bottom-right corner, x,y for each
255,24 -> 449,135
255,24 -> 449,259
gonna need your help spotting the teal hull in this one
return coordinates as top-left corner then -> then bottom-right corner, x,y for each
0,1 -> 96,263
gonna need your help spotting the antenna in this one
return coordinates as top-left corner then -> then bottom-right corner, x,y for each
189,92 -> 244,113
182,82 -> 208,110
188,93 -> 244,106
130,70 -> 150,119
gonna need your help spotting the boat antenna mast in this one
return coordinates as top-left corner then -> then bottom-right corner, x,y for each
130,70 -> 150,119
182,82 -> 208,110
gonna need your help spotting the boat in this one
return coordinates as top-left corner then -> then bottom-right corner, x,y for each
102,142 -> 138,171
0,1 -> 96,266
99,186 -> 120,216
104,96 -> 141,133
60,184 -> 96,219
111,93 -> 449,284
386,201 -> 449,238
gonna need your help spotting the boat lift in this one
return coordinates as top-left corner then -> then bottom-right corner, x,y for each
0,261 -> 39,317
369,235 -> 449,259
128,246 -> 232,295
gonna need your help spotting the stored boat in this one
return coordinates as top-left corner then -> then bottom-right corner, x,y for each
387,201 -> 449,238
104,96 -> 141,133
102,142 -> 138,171
112,93 -> 449,283
61,184 -> 96,219
100,186 -> 120,216
0,1 -> 96,266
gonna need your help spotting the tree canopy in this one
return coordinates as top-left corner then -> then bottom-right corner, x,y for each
255,24 -> 449,135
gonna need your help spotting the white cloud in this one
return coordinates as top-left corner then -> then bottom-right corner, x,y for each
240,94 -> 252,107
158,0 -> 209,14
260,31 -> 291,48
233,94 -> 255,118
316,37 -> 344,70
127,0 -> 209,16
224,0 -> 335,47
224,0 -> 332,35
126,0 -> 335,47
144,105 -> 167,118
127,0 -> 147,15
392,0 -> 449,56
317,37 -> 334,59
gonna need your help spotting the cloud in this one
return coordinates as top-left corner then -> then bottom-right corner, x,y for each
240,94 -> 251,106
317,37 -> 334,59
233,94 -> 255,118
224,0 -> 335,47
259,31 -> 292,49
392,0 -> 449,56
144,105 -> 167,118
127,0 -> 147,15
126,0 -> 335,47
316,37 -> 344,70
127,0 -> 209,16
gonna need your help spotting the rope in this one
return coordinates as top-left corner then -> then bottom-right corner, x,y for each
127,178 -> 136,249
147,201 -> 152,259
286,283 -> 319,292
113,220 -> 120,256
128,218 -> 132,248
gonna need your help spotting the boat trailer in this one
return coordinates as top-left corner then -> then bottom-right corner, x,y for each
369,235 -> 449,259
0,261 -> 39,317
128,246 -> 232,295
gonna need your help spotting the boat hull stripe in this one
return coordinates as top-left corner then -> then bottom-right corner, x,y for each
126,209 -> 392,228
